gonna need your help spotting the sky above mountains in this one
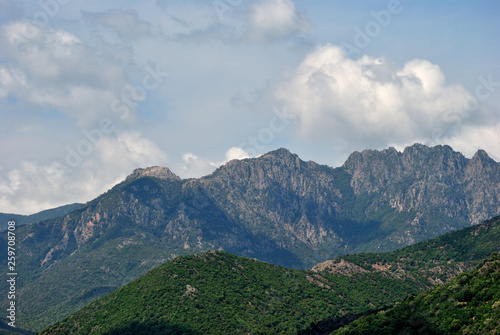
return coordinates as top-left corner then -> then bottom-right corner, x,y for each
0,0 -> 499,214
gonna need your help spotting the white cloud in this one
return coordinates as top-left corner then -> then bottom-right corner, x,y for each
0,161 -> 74,214
272,44 -> 477,150
1,1 -> 497,215
180,152 -> 217,178
225,146 -> 251,161
247,0 -> 311,42
162,0 -> 312,44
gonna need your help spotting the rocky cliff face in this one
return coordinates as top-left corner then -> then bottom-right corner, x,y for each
464,150 -> 500,223
24,144 -> 498,271
342,144 -> 499,248
193,149 -> 348,254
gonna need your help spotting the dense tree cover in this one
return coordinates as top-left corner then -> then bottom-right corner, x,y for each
39,251 -> 420,335
344,216 -> 500,266
317,216 -> 500,289
332,253 -> 500,334
38,217 -> 500,334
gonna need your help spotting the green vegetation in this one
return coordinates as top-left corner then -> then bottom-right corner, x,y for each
332,253 -> 500,334
33,216 -> 500,334
9,212 -> 500,332
39,251 -> 419,334
319,216 -> 500,289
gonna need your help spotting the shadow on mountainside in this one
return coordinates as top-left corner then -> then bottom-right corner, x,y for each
298,309 -> 381,335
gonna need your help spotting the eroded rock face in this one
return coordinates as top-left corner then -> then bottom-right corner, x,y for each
311,259 -> 368,276
196,148 -> 346,252
25,145 -> 500,275
342,144 -> 499,231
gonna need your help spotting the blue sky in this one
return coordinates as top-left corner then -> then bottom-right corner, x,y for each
0,0 -> 499,214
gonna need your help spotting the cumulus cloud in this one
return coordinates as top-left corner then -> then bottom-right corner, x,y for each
272,44 -> 478,150
0,20 -> 175,213
0,161 -> 68,214
180,152 -> 217,178
0,19 -> 174,214
247,0 -> 311,42
0,131 -> 167,214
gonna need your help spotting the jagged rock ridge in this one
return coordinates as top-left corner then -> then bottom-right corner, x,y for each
125,166 -> 181,181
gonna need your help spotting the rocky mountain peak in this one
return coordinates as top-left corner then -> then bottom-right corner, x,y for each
211,147 -> 304,178
402,142 -> 432,155
343,146 -> 400,168
125,166 -> 181,182
264,147 -> 296,159
471,149 -> 496,165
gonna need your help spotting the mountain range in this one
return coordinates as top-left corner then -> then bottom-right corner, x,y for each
39,216 -> 500,334
0,203 -> 82,231
1,143 -> 498,331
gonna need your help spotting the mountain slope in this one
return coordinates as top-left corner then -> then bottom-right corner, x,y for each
299,216 -> 500,334
313,215 -> 500,290
331,252 -> 500,334
1,144 -> 499,331
193,145 -> 499,259
37,251 -> 418,335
